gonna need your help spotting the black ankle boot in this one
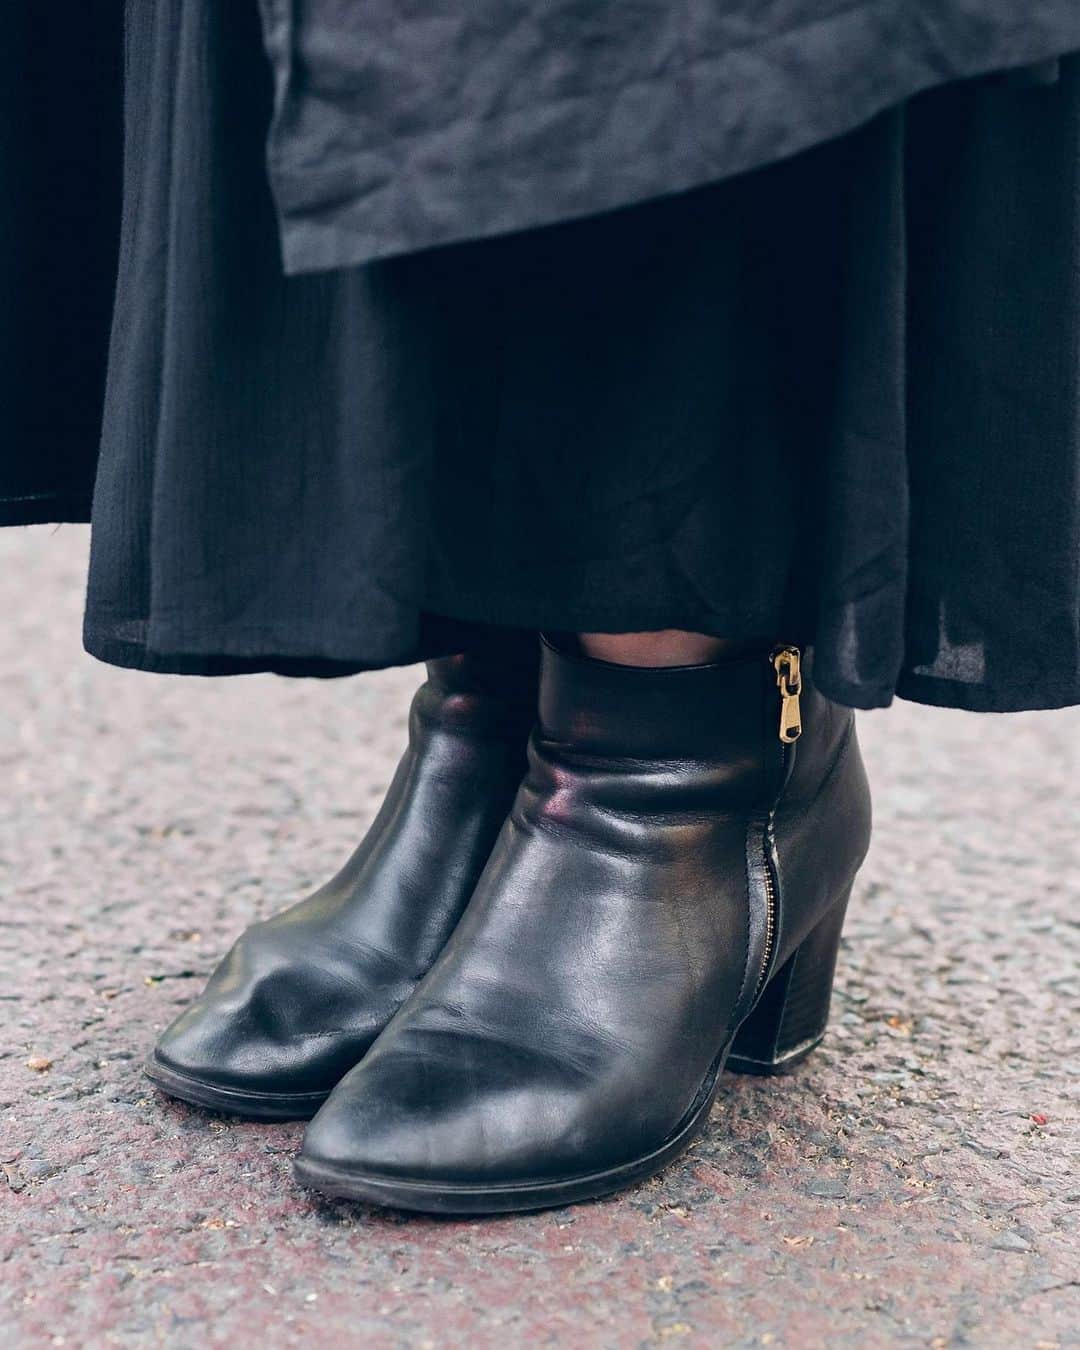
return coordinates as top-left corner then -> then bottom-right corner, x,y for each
145,635 -> 539,1119
295,637 -> 872,1210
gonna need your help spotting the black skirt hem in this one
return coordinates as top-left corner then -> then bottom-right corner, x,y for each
82,616 -> 485,682
891,673 -> 1080,715
82,618 -> 1080,715
0,492 -> 92,528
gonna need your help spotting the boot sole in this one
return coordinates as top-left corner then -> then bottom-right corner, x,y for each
143,1054 -> 330,1121
292,1043 -> 735,1215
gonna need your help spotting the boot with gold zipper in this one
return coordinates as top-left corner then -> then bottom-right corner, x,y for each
295,635 -> 872,1212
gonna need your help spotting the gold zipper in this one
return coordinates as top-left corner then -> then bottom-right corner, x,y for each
755,646 -> 803,997
772,645 -> 803,744
758,834 -> 778,997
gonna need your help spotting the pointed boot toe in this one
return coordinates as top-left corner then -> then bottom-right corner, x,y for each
147,993 -> 334,1120
296,1026 -> 628,1209
293,1053 -> 472,1191
145,930 -> 387,1118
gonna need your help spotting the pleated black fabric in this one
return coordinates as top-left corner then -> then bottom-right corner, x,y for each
0,2 -> 122,526
80,0 -> 1080,712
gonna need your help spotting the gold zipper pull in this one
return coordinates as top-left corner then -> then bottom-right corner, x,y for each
772,646 -> 803,744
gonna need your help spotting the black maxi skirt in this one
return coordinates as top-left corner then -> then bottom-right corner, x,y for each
35,3 -> 1080,710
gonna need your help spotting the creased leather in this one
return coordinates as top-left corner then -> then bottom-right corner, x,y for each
151,642 -> 538,1104
300,638 -> 872,1189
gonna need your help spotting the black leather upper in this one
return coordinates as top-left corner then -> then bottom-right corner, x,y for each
152,642 -> 537,1099
300,638 -> 871,1186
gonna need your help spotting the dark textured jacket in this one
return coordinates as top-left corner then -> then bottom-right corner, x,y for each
257,0 -> 1080,271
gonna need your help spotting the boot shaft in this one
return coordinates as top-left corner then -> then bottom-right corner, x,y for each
535,636 -> 857,809
533,635 -> 871,984
419,631 -> 540,739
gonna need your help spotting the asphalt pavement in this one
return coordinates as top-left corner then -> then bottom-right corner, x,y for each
2,525 -> 1077,1347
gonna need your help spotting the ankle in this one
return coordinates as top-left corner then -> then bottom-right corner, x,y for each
576,630 -> 764,668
